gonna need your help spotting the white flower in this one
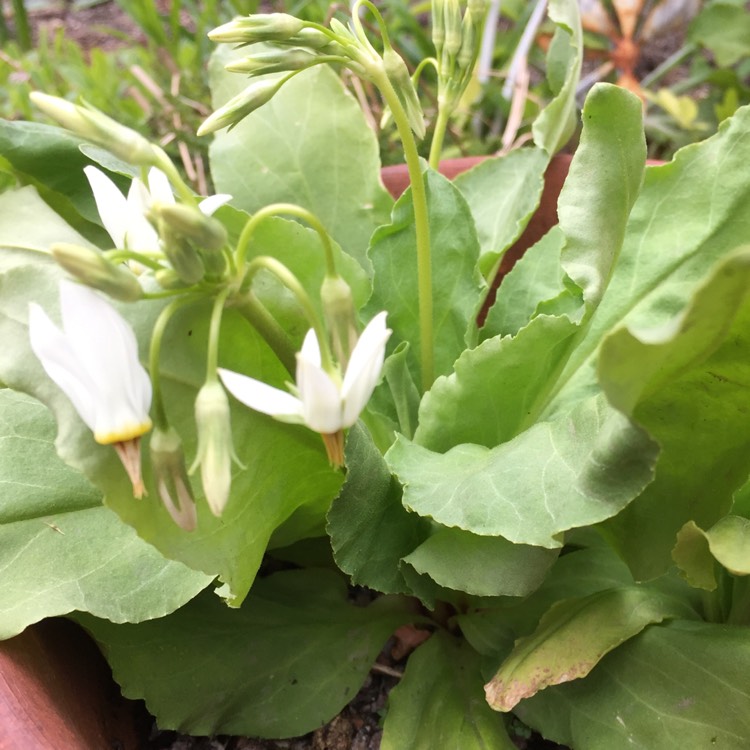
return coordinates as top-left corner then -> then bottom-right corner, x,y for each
29,280 -> 153,497
219,312 -> 391,465
84,166 -> 231,252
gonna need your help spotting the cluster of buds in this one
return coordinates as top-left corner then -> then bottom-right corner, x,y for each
432,0 -> 488,110
198,9 -> 424,141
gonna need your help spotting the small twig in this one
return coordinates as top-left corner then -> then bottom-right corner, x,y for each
500,60 -> 529,152
346,70 -> 379,133
177,140 -> 197,182
194,153 -> 208,197
371,662 -> 404,679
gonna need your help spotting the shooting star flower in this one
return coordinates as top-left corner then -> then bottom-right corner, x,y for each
219,312 -> 390,466
29,280 -> 153,497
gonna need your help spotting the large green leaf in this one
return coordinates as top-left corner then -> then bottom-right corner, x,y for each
484,587 -> 697,711
689,1 -> 750,67
0,389 -> 211,639
389,393 -> 656,548
532,0 -> 583,155
366,168 -> 484,384
517,620 -> 750,749
207,49 -> 392,272
327,423 -> 430,595
0,185 -> 96,252
381,632 -> 516,750
77,569 -> 413,738
0,250 -> 342,606
452,147 -> 549,278
598,247 -> 750,578
401,528 -> 558,598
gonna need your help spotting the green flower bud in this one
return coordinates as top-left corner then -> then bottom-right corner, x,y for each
443,0 -> 463,59
154,267 -> 185,290
30,92 -> 157,167
432,0 -> 446,58
190,381 -> 241,517
286,27 -> 340,50
321,275 -> 358,370
155,221 -> 205,285
51,243 -> 143,302
383,48 -> 426,140
197,78 -> 284,136
208,13 -> 305,43
155,203 -> 227,251
225,47 -> 320,76
150,426 -> 197,531
457,8 -> 477,73
468,0 -> 488,20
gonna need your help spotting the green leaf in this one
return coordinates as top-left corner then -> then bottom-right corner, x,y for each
388,393 -> 657,548
452,148 -> 549,277
705,515 -> 750,575
366,168 -> 483,384
0,185 -> 96,252
0,251 -> 342,606
481,226 -> 567,340
556,83 -> 645,310
517,620 -> 750,749
599,248 -> 750,578
415,315 -> 579,452
485,587 -> 697,711
327,423 -> 430,595
0,389 -> 211,639
77,570 -> 413,738
689,2 -> 750,68
381,632 -> 516,750
532,0 -> 583,155
401,528 -> 558,598
207,50 -> 392,272
672,521 -> 718,591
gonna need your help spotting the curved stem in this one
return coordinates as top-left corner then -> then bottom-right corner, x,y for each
351,0 -> 391,52
104,250 -> 163,271
371,67 -> 434,389
206,287 -> 231,381
149,296 -> 199,429
235,203 -> 337,276
152,147 -> 198,206
243,256 -> 334,373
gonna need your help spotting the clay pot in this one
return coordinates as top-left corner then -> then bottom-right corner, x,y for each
0,154 -> 573,750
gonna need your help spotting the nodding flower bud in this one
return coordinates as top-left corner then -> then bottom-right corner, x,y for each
30,92 -> 158,167
190,381 -> 241,517
225,47 -> 320,76
208,13 -> 305,44
383,48 -> 426,140
150,426 -> 198,532
197,78 -> 285,136
155,203 -> 227,252
51,243 -> 143,302
152,216 -> 206,285
320,275 -> 358,371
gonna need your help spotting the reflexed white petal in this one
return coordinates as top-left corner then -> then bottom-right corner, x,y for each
146,168 -> 175,205
84,166 -> 129,248
28,302 -> 98,431
299,328 -> 322,368
198,194 -> 232,216
219,368 -> 304,423
296,354 -> 343,433
341,312 -> 390,427
58,281 -> 152,442
124,178 -> 160,251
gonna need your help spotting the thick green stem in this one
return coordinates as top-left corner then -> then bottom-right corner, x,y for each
243,256 -> 334,373
231,292 -> 297,376
429,104 -> 451,169
372,68 -> 434,389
